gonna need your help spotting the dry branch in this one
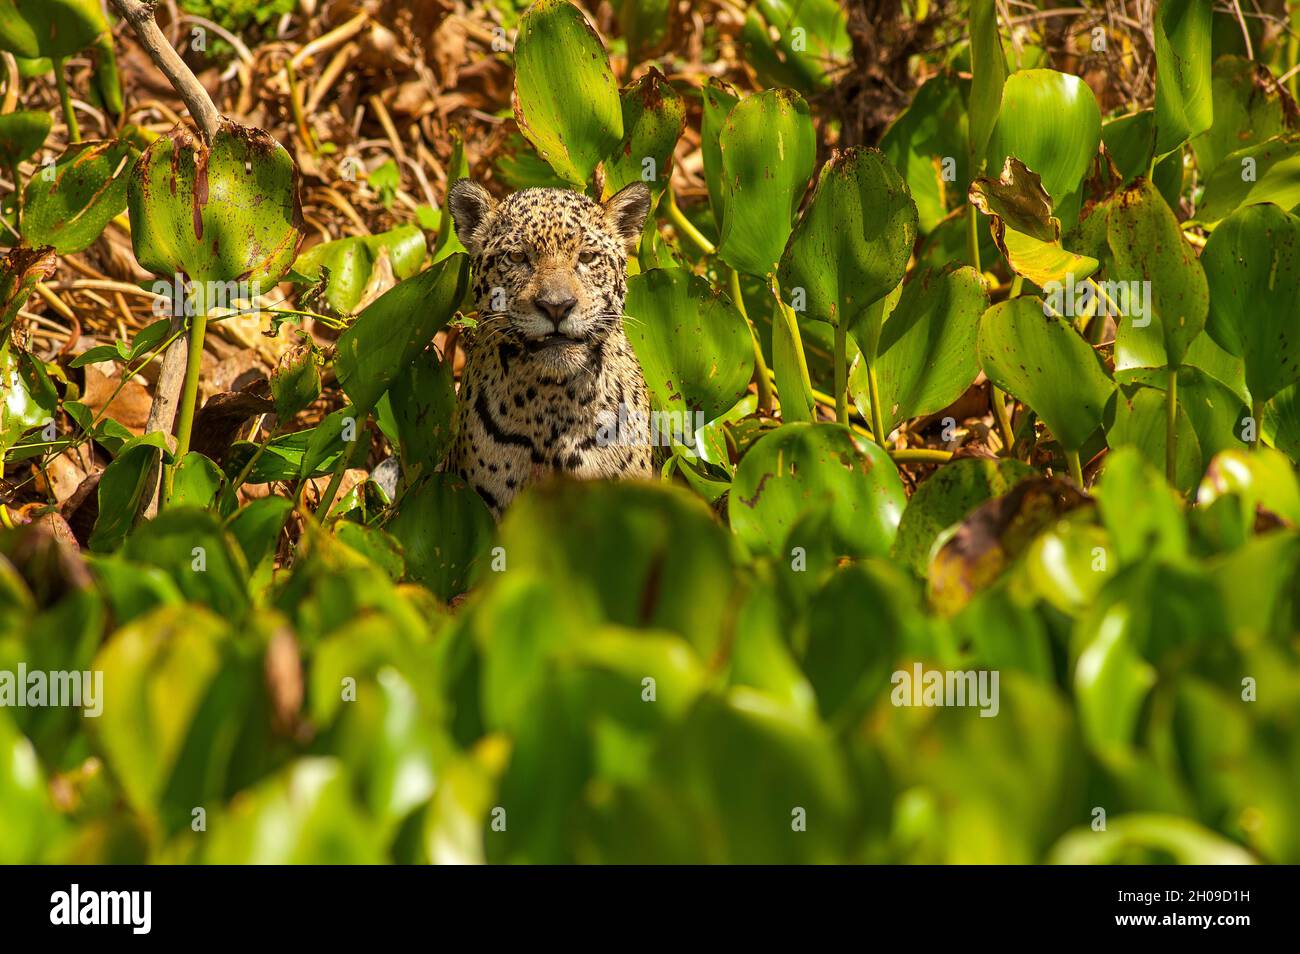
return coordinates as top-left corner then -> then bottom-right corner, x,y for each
109,0 -> 222,141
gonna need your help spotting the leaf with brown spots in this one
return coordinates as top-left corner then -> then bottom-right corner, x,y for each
127,119 -> 303,290
927,475 -> 1091,615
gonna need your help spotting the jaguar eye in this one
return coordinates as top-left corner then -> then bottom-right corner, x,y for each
507,250 -> 528,265
578,250 -> 596,264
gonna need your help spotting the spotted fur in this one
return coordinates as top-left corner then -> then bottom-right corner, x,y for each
445,180 -> 654,516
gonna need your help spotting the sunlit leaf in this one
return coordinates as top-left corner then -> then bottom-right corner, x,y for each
513,0 -> 622,186
624,267 -> 754,424
1201,202 -> 1300,403
730,422 -> 905,560
778,146 -> 917,335
128,120 -> 302,290
717,89 -> 815,277
977,297 -> 1115,452
1153,0 -> 1214,157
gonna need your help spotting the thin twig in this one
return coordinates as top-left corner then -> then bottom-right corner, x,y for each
109,0 -> 222,142
289,10 -> 369,71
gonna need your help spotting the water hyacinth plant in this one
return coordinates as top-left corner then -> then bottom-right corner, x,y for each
0,0 -> 1298,883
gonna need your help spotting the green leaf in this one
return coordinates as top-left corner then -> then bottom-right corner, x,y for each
1100,110 -> 1187,212
671,452 -> 730,503
967,0 -> 1008,165
300,405 -> 361,479
618,0 -> 671,66
1196,135 -> 1300,227
1073,600 -> 1158,759
170,451 -> 225,510
877,673 -> 1081,863
1197,447 -> 1300,527
717,89 -> 815,277
119,507 -> 250,616
725,583 -> 816,716
127,120 -> 302,288
289,225 -> 427,315
1191,55 -> 1290,182
223,408 -> 354,484
67,345 -> 118,368
1094,446 -> 1188,567
880,73 -> 970,233
1021,517 -> 1114,615
730,422 -> 906,559
0,345 -> 56,459
985,68 -> 1101,223
0,245 -> 56,340
421,751 -> 496,865
225,496 -> 292,582
977,297 -> 1115,452
476,578 -> 698,740
384,473 -> 494,601
127,316 -> 171,361
513,0 -> 623,186
497,481 -> 736,657
1202,202 -> 1300,403
62,398 -> 133,454
366,160 -> 399,207
89,603 -> 228,823
0,711 -> 63,862
778,146 -> 917,336
1108,178 -> 1208,371
269,340 -> 321,420
385,348 -> 457,479
1205,531 -> 1300,645
1171,365 -> 1250,461
0,0 -> 108,60
1002,226 -> 1101,288
433,130 -> 469,260
87,29 -> 122,119
603,67 -> 685,200
771,294 -> 815,423
1050,814 -> 1256,865
83,555 -> 183,627
1101,108 -> 1180,204
493,130 -> 571,191
588,689 -> 858,863
22,139 -> 134,254
802,561 -> 923,725
334,522 -> 405,581
623,268 -> 754,424
334,252 -> 468,413
858,265 -> 988,436
737,0 -> 851,95
0,109 -> 50,165
699,78 -> 740,231
203,758 -> 383,863
916,206 -> 1000,273
1107,385 -> 1202,493
1180,330 -> 1249,403
950,578 -> 1054,679
88,432 -> 171,552
343,666 -> 442,829
1265,384 -> 1300,461
892,457 -> 1035,576
1153,0 -> 1214,157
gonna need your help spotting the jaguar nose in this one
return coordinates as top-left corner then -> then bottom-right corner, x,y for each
534,293 -> 578,323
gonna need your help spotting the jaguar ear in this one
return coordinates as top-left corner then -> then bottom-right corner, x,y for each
448,179 -> 497,254
602,181 -> 651,250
